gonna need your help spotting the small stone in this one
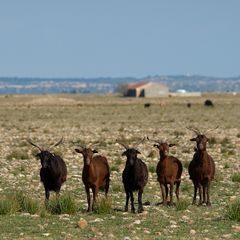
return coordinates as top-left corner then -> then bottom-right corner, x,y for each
42,233 -> 50,237
133,220 -> 141,225
229,196 -> 237,202
222,234 -> 232,239
190,229 -> 196,235
232,225 -> 240,233
78,218 -> 88,229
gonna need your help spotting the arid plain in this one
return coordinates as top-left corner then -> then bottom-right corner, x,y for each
0,93 -> 239,239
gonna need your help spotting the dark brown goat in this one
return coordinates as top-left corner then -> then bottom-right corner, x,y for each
75,147 -> 110,212
119,143 -> 148,213
27,137 -> 67,202
187,127 -> 215,206
152,139 -> 183,206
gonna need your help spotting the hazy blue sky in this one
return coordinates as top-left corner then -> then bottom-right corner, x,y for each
0,1 -> 239,78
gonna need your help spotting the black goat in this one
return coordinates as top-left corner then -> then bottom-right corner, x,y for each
187,127 -> 215,206
119,143 -> 148,213
204,99 -> 214,107
27,138 -> 67,202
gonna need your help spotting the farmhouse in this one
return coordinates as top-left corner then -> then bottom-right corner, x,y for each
125,82 -> 169,97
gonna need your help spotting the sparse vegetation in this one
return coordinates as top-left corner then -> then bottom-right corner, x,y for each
0,93 -> 239,239
226,200 -> 240,222
231,173 -> 240,183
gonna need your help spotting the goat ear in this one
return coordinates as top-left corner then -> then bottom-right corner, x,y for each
153,144 -> 159,148
35,153 -> 41,160
136,150 -> 141,155
75,148 -> 82,153
169,143 -> 176,147
93,149 -> 98,154
122,151 -> 127,156
190,138 -> 196,141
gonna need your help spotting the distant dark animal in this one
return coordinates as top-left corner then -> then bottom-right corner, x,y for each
187,103 -> 191,108
27,137 -> 67,202
119,142 -> 148,213
150,138 -> 182,206
187,127 -> 216,206
204,99 -> 214,107
75,147 -> 110,212
144,103 -> 151,108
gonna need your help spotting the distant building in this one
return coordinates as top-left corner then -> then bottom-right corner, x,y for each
125,82 -> 169,97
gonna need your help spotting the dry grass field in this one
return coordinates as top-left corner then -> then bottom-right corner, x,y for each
0,93 -> 239,239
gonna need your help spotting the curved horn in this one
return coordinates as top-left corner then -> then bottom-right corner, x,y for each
186,126 -> 201,135
117,142 -> 129,150
48,137 -> 63,150
26,138 -> 42,151
204,126 -> 219,135
147,136 -> 163,145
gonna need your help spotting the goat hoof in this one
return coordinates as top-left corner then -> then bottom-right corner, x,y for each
206,202 -> 211,206
137,209 -> 144,213
131,209 -> 136,214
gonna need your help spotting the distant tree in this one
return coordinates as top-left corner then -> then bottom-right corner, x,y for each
114,83 -> 128,96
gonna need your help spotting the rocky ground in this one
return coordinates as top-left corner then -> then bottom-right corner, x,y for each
0,93 -> 239,239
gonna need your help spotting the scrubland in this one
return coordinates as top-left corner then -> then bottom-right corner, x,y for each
0,93 -> 239,239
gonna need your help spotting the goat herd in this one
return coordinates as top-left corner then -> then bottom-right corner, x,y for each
26,126 -> 216,214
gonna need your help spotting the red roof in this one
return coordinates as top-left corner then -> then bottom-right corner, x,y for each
127,82 -> 148,90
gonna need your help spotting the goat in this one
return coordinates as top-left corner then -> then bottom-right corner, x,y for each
187,127 -> 216,206
27,137 -> 67,202
75,147 -> 110,212
150,138 -> 182,206
144,103 -> 151,108
119,142 -> 148,213
204,99 -> 214,107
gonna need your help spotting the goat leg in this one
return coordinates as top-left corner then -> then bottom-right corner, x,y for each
198,185 -> 203,206
175,181 -> 181,201
137,189 -> 144,213
85,186 -> 91,212
130,191 -> 135,213
160,183 -> 167,206
169,183 -> 174,206
192,183 -> 197,205
124,191 -> 129,212
92,186 -> 99,211
206,184 -> 211,206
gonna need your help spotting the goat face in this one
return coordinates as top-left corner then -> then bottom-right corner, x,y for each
154,143 -> 175,157
190,135 -> 208,151
36,151 -> 52,169
122,148 -> 141,166
75,148 -> 98,165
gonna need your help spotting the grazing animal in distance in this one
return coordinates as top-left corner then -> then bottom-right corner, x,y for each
144,103 -> 151,108
27,137 -> 67,202
204,99 -> 214,107
187,127 -> 216,206
187,103 -> 192,108
119,142 -> 148,213
150,138 -> 182,206
75,147 -> 110,212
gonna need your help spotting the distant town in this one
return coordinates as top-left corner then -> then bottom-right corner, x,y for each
0,75 -> 239,94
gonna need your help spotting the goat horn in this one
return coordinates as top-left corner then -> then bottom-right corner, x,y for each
147,136 -> 163,145
26,138 -> 42,151
186,126 -> 201,135
48,137 -> 63,150
204,126 -> 219,135
117,142 -> 129,150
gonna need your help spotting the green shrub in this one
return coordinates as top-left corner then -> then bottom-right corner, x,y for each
46,195 -> 77,215
0,198 -> 18,215
231,173 -> 240,183
148,164 -> 156,174
175,200 -> 190,211
226,200 -> 240,221
94,197 -> 112,214
183,161 -> 190,169
110,165 -> 119,172
15,191 -> 39,214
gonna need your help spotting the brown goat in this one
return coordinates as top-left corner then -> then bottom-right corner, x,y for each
188,127 -> 215,206
152,139 -> 183,206
75,147 -> 110,212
